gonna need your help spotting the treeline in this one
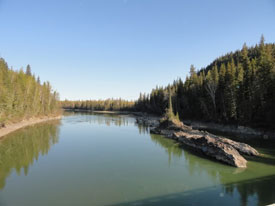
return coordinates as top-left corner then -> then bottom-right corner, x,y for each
135,36 -> 275,129
0,58 -> 60,125
61,99 -> 135,111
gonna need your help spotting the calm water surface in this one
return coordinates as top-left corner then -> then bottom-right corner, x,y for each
0,112 -> 274,206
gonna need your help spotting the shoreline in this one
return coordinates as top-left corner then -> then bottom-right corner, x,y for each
64,109 -> 275,140
0,115 -> 62,139
183,120 -> 275,141
63,108 -> 144,116
136,115 -> 275,141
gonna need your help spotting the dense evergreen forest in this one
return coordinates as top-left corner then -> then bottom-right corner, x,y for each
61,99 -> 135,111
61,37 -> 274,129
136,37 -> 275,129
0,58 -> 60,126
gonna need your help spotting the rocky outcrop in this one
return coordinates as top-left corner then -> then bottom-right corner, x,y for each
183,120 -> 275,140
136,116 -> 160,128
148,119 -> 259,168
216,135 -> 259,156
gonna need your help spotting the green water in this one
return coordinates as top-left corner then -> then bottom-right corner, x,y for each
0,113 -> 274,206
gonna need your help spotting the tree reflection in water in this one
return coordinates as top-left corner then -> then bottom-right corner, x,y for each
145,127 -> 275,206
0,120 -> 61,189
64,111 -> 133,127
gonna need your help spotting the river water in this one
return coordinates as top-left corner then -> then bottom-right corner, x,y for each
0,112 -> 274,206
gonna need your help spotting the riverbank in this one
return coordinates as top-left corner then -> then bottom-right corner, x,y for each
182,120 -> 275,141
135,114 -> 275,141
0,115 -> 62,139
65,109 -> 275,140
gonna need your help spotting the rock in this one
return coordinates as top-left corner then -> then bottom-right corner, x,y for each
217,137 -> 259,156
150,119 -> 259,168
158,118 -> 192,131
201,131 -> 259,156
136,116 -> 159,128
173,131 -> 247,168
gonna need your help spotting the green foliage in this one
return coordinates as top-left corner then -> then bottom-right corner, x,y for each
162,88 -> 180,122
61,98 -> 135,111
0,58 -> 60,124
135,37 -> 275,129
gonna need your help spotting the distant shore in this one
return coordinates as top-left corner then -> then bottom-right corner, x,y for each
0,116 -> 62,139
63,108 -> 143,115
65,109 -> 275,140
136,115 -> 275,141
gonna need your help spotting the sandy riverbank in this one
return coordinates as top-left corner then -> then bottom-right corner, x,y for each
0,116 -> 62,139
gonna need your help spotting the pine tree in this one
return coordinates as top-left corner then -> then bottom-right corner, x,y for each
0,59 -> 60,126
162,87 -> 180,122
26,65 -> 32,76
131,36 -> 274,128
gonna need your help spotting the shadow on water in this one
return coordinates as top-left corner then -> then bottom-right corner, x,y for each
105,174 -> 275,206
246,154 -> 275,166
1,113 -> 271,206
0,120 -> 61,190
136,124 -> 275,206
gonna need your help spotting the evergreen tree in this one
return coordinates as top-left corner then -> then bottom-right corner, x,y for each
0,58 -> 60,125
132,36 -> 275,129
26,64 -> 32,76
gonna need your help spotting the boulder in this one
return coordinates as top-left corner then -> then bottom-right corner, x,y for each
150,119 -> 259,168
136,116 -> 159,128
173,131 -> 247,168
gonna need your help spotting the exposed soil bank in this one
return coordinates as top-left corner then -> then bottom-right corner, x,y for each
0,116 -> 62,139
183,120 -> 275,141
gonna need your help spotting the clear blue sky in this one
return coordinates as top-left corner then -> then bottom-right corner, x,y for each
0,0 -> 274,100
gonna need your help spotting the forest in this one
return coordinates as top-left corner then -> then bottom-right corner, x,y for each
135,36 -> 275,129
2,36 -> 273,130
61,99 -> 135,111
0,58 -> 60,126
62,36 -> 275,129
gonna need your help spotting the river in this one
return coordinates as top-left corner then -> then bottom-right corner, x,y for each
0,112 -> 274,206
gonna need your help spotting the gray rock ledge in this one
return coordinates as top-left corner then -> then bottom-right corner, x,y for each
148,119 -> 259,168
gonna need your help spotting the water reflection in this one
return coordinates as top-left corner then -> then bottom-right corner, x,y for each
150,130 -> 237,181
224,175 -> 275,206
137,123 -> 150,135
150,134 -> 182,164
64,111 -> 133,127
0,120 -> 60,189
138,122 -> 275,206
0,113 -> 274,206
106,175 -> 275,206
